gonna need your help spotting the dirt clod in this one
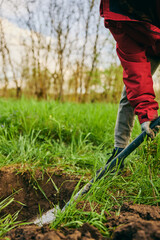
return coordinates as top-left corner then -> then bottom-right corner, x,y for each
105,203 -> 160,240
6,224 -> 107,240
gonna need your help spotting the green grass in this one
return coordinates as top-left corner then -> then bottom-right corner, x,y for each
0,98 -> 160,236
0,98 -> 120,172
0,194 -> 23,239
0,98 -> 140,171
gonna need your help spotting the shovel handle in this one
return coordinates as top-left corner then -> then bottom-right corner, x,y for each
63,116 -> 160,210
96,116 -> 160,179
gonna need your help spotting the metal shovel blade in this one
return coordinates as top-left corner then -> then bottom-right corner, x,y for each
33,206 -> 59,226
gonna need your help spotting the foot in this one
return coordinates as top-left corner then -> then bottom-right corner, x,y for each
96,147 -> 124,176
106,147 -> 124,165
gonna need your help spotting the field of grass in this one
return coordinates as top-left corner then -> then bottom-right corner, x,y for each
0,98 -> 160,237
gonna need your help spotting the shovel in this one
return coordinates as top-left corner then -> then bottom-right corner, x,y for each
34,116 -> 160,225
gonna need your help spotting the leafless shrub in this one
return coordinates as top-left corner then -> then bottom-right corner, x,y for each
0,0 -> 123,102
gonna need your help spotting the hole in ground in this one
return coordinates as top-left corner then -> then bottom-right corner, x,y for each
0,165 -> 81,222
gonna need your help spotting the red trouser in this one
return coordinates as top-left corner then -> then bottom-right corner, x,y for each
108,21 -> 160,124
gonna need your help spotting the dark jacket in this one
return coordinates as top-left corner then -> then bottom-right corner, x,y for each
100,0 -> 160,32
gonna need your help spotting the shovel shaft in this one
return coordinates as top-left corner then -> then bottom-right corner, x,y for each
62,116 -> 160,210
96,116 -> 160,180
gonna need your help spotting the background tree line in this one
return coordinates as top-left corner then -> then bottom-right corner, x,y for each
0,0 -> 159,102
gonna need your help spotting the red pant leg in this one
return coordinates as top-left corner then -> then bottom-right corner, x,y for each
109,24 -> 159,124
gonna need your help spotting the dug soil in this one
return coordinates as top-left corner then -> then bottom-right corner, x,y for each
1,165 -> 160,240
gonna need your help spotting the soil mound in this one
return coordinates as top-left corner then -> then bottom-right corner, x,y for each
105,203 -> 160,240
6,223 -> 108,240
1,166 -> 160,240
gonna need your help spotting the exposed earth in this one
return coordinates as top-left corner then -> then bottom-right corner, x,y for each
0,165 -> 160,240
